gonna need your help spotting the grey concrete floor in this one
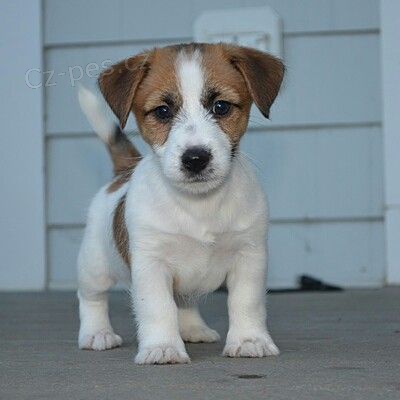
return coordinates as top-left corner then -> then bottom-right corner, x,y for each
1,289 -> 399,400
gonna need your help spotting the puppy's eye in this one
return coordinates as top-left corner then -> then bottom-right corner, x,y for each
154,105 -> 173,121
212,100 -> 231,117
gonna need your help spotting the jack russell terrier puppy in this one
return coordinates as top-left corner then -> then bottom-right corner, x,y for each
77,43 -> 284,364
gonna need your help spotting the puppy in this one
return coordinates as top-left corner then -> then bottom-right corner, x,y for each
77,43 -> 284,364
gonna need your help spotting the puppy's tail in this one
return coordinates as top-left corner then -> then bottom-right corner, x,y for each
78,85 -> 141,176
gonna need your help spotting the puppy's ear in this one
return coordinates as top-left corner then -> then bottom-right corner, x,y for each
229,46 -> 284,118
98,52 -> 151,128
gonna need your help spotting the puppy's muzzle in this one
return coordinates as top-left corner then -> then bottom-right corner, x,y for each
181,146 -> 211,174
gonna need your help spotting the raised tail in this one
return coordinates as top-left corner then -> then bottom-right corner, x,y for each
78,85 -> 141,176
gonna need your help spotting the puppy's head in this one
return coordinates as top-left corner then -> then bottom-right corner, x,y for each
99,43 -> 284,194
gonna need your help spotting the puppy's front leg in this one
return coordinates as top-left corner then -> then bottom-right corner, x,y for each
223,245 -> 279,358
132,253 -> 189,364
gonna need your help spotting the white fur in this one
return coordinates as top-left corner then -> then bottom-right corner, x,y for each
77,53 -> 278,364
178,307 -> 220,343
158,51 -> 231,194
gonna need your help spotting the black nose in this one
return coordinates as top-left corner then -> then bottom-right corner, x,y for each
181,146 -> 211,174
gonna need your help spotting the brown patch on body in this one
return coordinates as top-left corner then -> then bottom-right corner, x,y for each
107,169 -> 133,193
108,127 -> 142,176
106,127 -> 141,193
173,276 -> 180,292
109,132 -> 143,262
113,194 -> 130,266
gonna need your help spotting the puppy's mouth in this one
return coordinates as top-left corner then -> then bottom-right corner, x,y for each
164,163 -> 226,194
182,168 -> 215,183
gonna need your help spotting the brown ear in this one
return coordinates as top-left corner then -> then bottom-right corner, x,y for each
229,46 -> 284,118
98,52 -> 150,128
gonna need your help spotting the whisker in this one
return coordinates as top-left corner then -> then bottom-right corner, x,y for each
237,151 -> 262,174
248,116 -> 268,129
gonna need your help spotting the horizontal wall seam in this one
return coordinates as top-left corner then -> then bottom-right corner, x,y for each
43,28 -> 380,50
284,28 -> 379,38
45,121 -> 382,139
44,36 -> 193,50
269,216 -> 383,224
48,216 -> 384,230
384,204 -> 400,210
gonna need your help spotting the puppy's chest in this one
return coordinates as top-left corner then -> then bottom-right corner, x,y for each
162,232 -> 242,294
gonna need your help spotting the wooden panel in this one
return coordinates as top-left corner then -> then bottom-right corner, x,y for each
268,221 -> 385,288
265,33 -> 381,128
47,127 -> 383,225
381,1 -> 400,284
44,41 -> 178,135
0,0 -> 46,290
44,0 -> 379,45
48,228 -> 83,288
241,126 -> 384,220
46,135 -> 150,225
44,33 -> 381,135
48,220 -> 385,289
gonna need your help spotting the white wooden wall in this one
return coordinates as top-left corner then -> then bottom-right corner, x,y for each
43,0 -> 384,289
381,0 -> 400,285
0,0 -> 46,290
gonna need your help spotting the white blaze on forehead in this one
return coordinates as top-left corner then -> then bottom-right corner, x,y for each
176,50 -> 205,118
161,48 -> 232,193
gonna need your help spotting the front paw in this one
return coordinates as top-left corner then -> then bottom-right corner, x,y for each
223,332 -> 279,358
135,344 -> 190,365
79,329 -> 122,351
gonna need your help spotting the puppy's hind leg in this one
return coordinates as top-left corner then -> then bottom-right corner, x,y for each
178,306 -> 220,343
77,256 -> 122,351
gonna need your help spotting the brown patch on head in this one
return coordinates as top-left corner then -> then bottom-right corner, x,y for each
99,44 -> 208,149
201,45 -> 253,146
113,195 -> 130,266
99,43 -> 284,153
131,46 -> 182,147
201,43 -> 284,147
227,45 -> 285,119
99,52 -> 150,129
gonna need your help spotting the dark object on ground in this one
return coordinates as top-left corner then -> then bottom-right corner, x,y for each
219,275 -> 343,294
269,275 -> 343,294
299,274 -> 343,292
